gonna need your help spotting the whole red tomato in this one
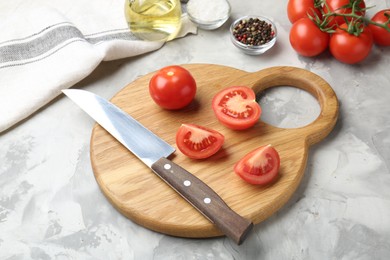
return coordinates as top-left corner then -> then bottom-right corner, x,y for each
323,0 -> 366,28
329,23 -> 373,64
287,0 -> 322,24
368,9 -> 390,46
149,65 -> 197,110
289,17 -> 330,57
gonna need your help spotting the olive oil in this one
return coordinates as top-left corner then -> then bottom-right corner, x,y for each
125,0 -> 182,42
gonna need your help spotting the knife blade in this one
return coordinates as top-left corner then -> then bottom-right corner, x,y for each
62,89 -> 253,245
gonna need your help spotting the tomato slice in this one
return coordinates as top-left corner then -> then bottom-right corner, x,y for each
212,86 -> 262,130
234,145 -> 280,185
176,124 -> 225,159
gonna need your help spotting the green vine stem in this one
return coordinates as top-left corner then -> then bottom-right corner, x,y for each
311,0 -> 390,35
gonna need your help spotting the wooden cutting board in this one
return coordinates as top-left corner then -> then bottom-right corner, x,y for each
90,64 -> 338,239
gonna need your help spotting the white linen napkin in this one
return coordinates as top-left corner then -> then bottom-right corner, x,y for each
0,0 -> 196,133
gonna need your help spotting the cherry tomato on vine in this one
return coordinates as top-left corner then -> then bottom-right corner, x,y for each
212,86 -> 261,130
149,65 -> 197,110
176,124 -> 224,159
368,9 -> 390,46
329,23 -> 373,64
289,17 -> 330,57
287,0 -> 322,24
234,145 -> 280,185
323,0 -> 366,28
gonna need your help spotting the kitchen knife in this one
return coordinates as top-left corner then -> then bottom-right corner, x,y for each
62,89 -> 253,245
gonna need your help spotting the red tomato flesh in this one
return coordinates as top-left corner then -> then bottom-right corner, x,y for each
212,86 -> 261,130
234,145 -> 280,185
176,124 -> 224,159
149,65 -> 197,110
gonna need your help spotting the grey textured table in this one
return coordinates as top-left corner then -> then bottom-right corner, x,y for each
1,0 -> 390,259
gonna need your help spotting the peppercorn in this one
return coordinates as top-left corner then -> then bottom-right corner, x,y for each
232,17 -> 275,46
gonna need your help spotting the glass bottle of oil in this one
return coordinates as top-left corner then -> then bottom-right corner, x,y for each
124,0 -> 182,42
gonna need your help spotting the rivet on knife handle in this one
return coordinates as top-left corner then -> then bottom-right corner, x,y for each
151,157 -> 254,245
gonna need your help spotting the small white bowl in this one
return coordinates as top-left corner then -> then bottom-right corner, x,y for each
186,0 -> 231,30
230,15 -> 277,55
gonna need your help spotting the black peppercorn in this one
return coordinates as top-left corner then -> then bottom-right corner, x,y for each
232,17 -> 275,46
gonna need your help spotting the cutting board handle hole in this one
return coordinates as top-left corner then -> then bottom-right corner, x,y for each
256,86 -> 320,129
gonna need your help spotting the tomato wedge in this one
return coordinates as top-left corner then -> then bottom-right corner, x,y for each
176,124 -> 225,159
234,145 -> 280,185
212,86 -> 261,130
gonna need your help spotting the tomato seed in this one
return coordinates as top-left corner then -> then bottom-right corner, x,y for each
185,136 -> 217,151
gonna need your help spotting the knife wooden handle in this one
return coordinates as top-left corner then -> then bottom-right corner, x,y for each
151,157 -> 254,245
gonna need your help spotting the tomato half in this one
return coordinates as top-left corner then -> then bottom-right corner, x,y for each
323,0 -> 366,28
149,65 -> 197,110
176,124 -> 224,159
212,86 -> 261,130
329,23 -> 373,64
289,17 -> 330,57
234,145 -> 280,185
287,0 -> 322,24
368,9 -> 390,46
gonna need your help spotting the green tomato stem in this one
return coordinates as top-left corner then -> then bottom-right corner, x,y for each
318,0 -> 390,35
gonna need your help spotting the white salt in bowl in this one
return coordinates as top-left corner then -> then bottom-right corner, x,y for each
186,0 -> 231,30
